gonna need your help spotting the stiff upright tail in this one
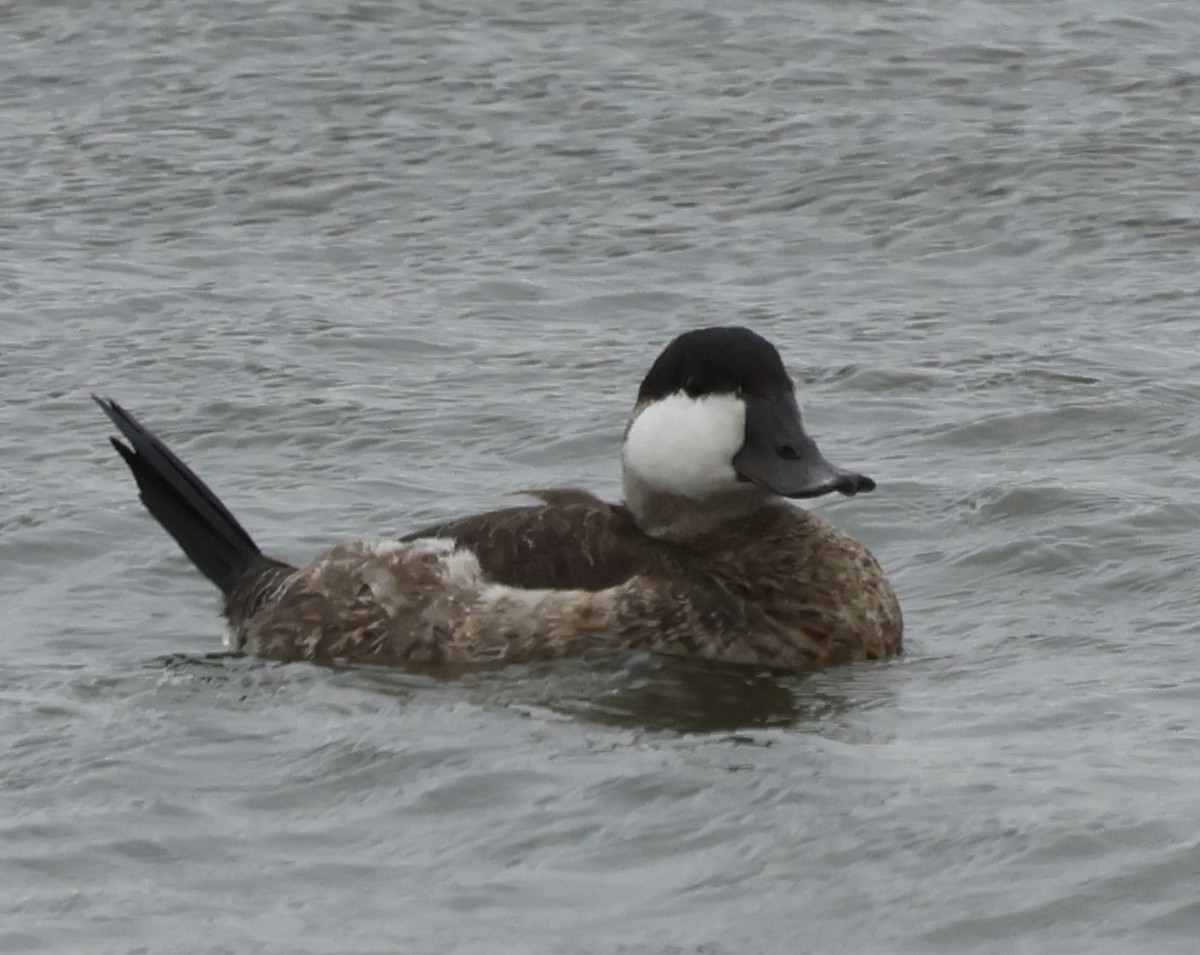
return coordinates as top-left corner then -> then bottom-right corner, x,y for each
94,396 -> 263,594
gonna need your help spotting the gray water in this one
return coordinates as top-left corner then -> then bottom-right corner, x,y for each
3,0 -> 1200,951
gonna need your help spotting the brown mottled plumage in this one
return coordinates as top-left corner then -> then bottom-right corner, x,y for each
229,498 -> 900,670
95,326 -> 903,674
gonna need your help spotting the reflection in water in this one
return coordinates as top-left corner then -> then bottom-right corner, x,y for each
158,650 -> 882,734
564,654 -> 813,733
560,653 -> 900,734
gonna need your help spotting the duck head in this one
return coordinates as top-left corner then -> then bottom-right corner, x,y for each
621,326 -> 874,536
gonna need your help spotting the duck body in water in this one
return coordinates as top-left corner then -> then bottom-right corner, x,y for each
95,326 -> 902,672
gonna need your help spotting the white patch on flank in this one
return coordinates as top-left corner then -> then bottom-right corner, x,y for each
622,392 -> 746,499
363,537 -> 487,589
479,580 -> 552,610
362,539 -> 410,558
437,545 -> 486,589
423,537 -> 493,581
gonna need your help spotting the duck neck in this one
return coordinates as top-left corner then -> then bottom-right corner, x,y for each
621,467 -> 779,543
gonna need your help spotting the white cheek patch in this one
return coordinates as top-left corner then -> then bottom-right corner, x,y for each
622,392 -> 746,498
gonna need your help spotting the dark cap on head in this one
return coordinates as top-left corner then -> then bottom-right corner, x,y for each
637,326 -> 794,404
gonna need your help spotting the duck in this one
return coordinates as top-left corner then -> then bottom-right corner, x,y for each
94,326 -> 902,672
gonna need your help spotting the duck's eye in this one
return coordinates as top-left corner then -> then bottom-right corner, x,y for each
683,377 -> 705,398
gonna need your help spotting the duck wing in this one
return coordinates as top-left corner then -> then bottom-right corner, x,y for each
402,496 -> 657,592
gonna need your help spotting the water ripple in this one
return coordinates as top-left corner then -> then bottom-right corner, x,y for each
4,0 -> 1200,951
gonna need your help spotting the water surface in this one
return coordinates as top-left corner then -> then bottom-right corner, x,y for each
3,1 -> 1200,952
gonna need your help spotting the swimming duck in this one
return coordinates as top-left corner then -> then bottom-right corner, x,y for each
95,326 -> 901,672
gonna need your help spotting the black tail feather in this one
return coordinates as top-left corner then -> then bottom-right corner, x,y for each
94,396 -> 262,594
